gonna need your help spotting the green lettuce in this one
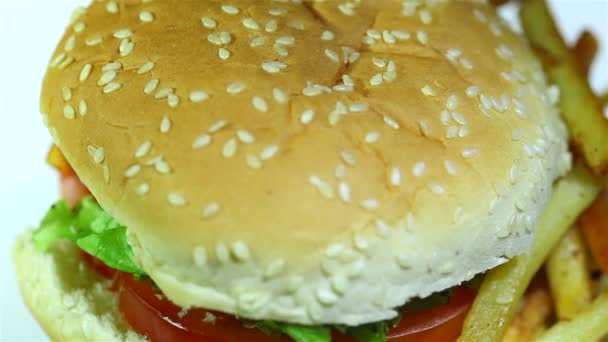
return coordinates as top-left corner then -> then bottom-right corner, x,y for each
34,197 -> 454,342
34,196 -> 145,276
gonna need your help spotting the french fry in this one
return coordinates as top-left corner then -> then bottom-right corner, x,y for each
457,163 -> 602,342
520,0 -> 608,174
579,192 -> 608,274
546,227 -> 592,319
572,31 -> 598,77
535,290 -> 608,342
502,286 -> 552,342
46,144 -> 74,177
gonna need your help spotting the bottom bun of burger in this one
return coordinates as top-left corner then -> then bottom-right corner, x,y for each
13,230 -> 144,342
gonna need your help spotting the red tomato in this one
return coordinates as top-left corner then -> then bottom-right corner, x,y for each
111,269 -> 475,342
60,174 -> 90,207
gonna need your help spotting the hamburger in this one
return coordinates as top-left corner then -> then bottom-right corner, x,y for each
13,0 -> 573,341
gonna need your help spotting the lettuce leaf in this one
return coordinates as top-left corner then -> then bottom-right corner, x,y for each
245,321 -> 331,342
34,196 -> 145,276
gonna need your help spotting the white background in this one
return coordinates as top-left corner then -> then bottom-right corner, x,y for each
0,1 -> 606,341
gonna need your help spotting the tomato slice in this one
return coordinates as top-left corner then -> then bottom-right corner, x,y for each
116,272 -> 290,342
60,174 -> 90,207
113,269 -> 474,342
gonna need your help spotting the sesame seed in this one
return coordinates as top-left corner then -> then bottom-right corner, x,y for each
261,61 -> 287,74
430,184 -> 445,195
218,48 -> 231,60
260,145 -> 279,160
63,104 -> 75,119
300,110 -> 315,124
337,181 -> 351,203
252,96 -> 268,112
189,90 -> 209,103
416,31 -> 428,45
460,58 -> 473,69
264,259 -> 285,279
103,165 -> 110,184
106,1 -> 118,14
418,119 -> 430,136
341,151 -> 356,166
335,164 -> 346,179
383,115 -> 400,129
167,94 -> 179,108
139,10 -> 154,22
79,64 -> 92,82
201,16 -> 217,28
265,19 -> 278,32
309,176 -> 334,199
272,88 -> 288,103
168,192 -> 187,207
325,49 -> 340,63
376,219 -> 391,238
87,145 -> 105,164
413,161 -> 426,177
219,31 -> 232,44
276,36 -> 295,45
193,246 -> 207,267
64,35 -> 76,51
216,242 -> 229,263
208,120 -> 228,133
78,99 -> 87,116
372,57 -> 386,68
419,9 -> 432,24
473,8 -> 487,23
338,3 -> 355,16
73,22 -> 86,33
119,38 -> 135,56
113,29 -> 132,39
365,131 -> 380,143
62,87 -> 72,101
444,159 -> 457,175
49,53 -> 66,67
144,79 -> 159,94
237,130 -> 255,144
154,87 -> 173,99
124,164 -> 141,178
136,183 -> 150,196
462,148 -> 479,158
288,21 -> 305,30
222,138 -> 238,158
137,62 -> 155,75
321,30 -> 335,41
421,85 -> 436,96
269,8 -> 287,16
451,112 -> 467,125
360,199 -> 379,211
232,241 -> 250,261
160,115 -> 171,134
246,154 -> 262,169
242,18 -> 259,30
103,82 -> 121,94
221,4 -> 240,15
85,35 -> 102,46
226,82 -> 246,94
151,157 -> 170,174
249,36 -> 266,47
370,73 -> 383,86
466,85 -> 479,97
446,125 -> 458,139
203,202 -> 221,218
98,70 -> 117,86
135,141 -> 152,158
386,166 -> 402,187
101,61 -> 122,72
58,56 -> 74,69
192,134 -> 212,149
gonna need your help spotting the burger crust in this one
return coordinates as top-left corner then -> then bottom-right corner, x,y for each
13,230 -> 144,342
40,0 -> 570,324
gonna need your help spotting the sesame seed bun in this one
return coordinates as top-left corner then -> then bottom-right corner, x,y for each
39,0 -> 570,325
13,230 -> 144,342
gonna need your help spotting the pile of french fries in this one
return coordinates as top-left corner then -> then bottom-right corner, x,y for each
458,0 -> 608,341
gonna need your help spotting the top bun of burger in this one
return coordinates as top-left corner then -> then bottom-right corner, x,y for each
40,0 -> 571,325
